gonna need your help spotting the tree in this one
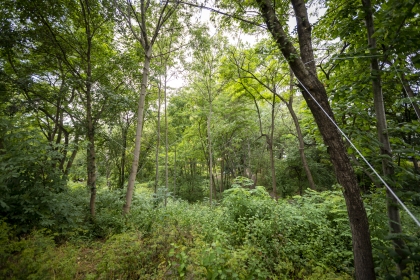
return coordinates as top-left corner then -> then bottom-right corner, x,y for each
251,0 -> 375,277
115,0 -> 181,214
0,0 -> 119,217
187,29 -> 228,204
226,41 -> 316,196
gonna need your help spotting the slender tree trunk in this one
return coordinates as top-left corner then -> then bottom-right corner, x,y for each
164,67 -> 169,205
64,133 -> 79,176
269,94 -> 278,199
174,145 -> 177,195
220,157 -> 225,192
155,80 -> 162,194
120,125 -> 127,189
208,99 -> 213,205
83,0 -> 96,218
361,0 -> 405,273
124,48 -> 152,214
87,92 -> 96,217
256,0 -> 375,278
413,156 -> 419,174
286,70 -> 316,190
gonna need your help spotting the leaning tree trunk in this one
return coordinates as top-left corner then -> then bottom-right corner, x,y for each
284,70 -> 316,190
256,0 -> 375,278
124,48 -> 152,214
361,0 -> 405,274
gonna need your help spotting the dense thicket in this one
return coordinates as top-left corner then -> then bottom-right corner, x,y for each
0,0 -> 419,278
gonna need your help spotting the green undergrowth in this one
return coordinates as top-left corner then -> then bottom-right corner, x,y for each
1,185 -> 419,279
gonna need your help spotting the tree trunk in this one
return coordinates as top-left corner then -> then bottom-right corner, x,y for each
124,48 -> 152,214
361,0 -> 405,273
64,133 -> 79,176
256,0 -> 375,278
87,93 -> 96,217
208,99 -> 213,205
120,124 -> 128,189
84,0 -> 96,218
174,145 -> 177,195
269,94 -> 278,199
285,70 -> 316,190
155,78 -> 162,194
164,66 -> 169,205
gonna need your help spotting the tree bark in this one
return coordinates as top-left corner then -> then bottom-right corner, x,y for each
256,0 -> 375,278
82,0 -> 97,218
361,0 -> 405,274
86,83 -> 96,217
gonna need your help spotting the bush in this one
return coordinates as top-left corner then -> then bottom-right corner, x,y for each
0,222 -> 78,279
0,120 -> 77,234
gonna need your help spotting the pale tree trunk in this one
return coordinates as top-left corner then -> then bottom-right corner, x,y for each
119,121 -> 128,189
361,0 -> 405,273
174,145 -> 177,195
164,67 -> 169,205
120,0 -> 179,214
269,94 -> 278,199
256,0 -> 375,278
208,98 -> 213,205
124,49 -> 152,214
283,70 -> 316,190
155,78 -> 162,194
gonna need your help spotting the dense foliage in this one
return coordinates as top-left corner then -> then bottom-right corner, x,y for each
1,0 -> 419,278
1,185 -> 419,279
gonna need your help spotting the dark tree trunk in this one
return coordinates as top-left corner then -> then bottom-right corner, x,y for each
361,0 -> 405,274
82,0 -> 96,218
64,133 -> 79,177
87,99 -> 96,218
256,0 -> 375,278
